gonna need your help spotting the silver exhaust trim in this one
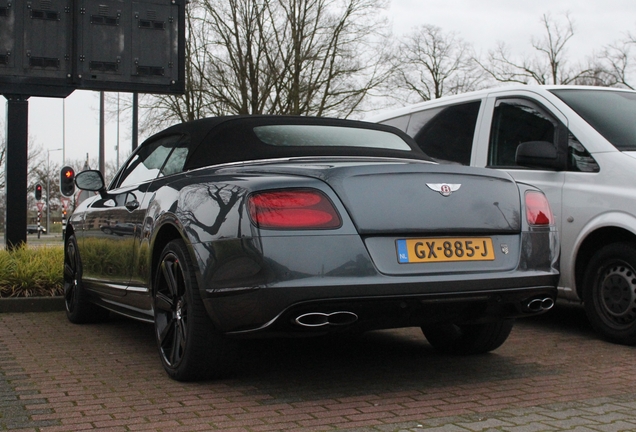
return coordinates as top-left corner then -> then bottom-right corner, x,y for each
295,311 -> 359,327
525,297 -> 555,312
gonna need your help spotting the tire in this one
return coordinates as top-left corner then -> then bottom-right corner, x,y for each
64,235 -> 110,324
153,239 -> 231,381
582,242 -> 636,345
422,320 -> 514,355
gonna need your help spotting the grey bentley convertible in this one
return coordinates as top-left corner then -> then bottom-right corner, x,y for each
65,115 -> 559,381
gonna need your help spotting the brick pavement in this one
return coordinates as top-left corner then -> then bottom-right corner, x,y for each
1,305 -> 635,431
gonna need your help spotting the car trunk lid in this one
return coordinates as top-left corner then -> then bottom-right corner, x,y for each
322,161 -> 521,235
222,158 -> 521,234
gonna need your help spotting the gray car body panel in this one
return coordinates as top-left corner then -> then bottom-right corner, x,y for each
67,116 -> 559,335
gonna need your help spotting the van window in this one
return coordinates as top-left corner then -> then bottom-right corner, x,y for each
406,102 -> 480,165
551,89 -> 636,151
378,115 -> 410,132
489,99 -> 557,168
568,133 -> 599,172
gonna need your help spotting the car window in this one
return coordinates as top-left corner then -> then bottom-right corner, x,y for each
117,135 -> 184,188
406,101 -> 480,165
568,132 -> 599,172
185,118 -> 432,170
160,138 -> 190,177
551,89 -> 636,151
489,99 -> 557,168
253,125 -> 412,150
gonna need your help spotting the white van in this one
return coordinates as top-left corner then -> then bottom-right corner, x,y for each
370,85 -> 636,345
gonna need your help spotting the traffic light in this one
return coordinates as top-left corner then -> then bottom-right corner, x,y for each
60,166 -> 76,197
35,183 -> 42,200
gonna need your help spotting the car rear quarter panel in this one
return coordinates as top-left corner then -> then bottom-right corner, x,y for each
145,170 -> 358,287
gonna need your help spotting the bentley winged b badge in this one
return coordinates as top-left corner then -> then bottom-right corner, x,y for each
426,183 -> 461,197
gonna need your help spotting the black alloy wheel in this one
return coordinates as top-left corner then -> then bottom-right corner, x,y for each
153,239 -> 229,381
64,234 -> 109,323
422,319 -> 514,355
583,242 -> 636,345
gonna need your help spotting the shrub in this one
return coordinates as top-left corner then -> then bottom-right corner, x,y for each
0,245 -> 64,297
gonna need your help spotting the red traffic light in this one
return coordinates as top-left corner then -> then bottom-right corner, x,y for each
60,166 -> 76,197
34,183 -> 42,201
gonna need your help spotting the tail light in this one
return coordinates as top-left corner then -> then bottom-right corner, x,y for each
525,191 -> 554,226
248,189 -> 342,229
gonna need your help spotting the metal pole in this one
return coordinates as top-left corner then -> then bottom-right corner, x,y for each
4,95 -> 29,249
99,91 -> 105,175
62,99 -> 66,164
46,153 -> 50,235
46,148 -> 62,236
132,92 -> 138,151
116,93 -> 120,170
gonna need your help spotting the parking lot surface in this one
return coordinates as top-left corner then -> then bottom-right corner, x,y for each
1,305 -> 635,431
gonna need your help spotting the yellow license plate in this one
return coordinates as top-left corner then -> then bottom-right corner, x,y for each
397,237 -> 495,263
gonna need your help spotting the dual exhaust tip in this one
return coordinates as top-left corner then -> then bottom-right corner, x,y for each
294,297 -> 554,328
295,311 -> 358,328
525,297 -> 555,313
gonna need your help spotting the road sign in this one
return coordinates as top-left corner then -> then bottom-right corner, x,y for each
61,197 -> 70,210
36,202 -> 44,212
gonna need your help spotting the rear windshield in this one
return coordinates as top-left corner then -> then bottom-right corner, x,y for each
253,125 -> 412,150
185,119 -> 430,170
550,89 -> 636,151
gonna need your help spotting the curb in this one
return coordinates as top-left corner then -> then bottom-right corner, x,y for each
0,297 -> 65,313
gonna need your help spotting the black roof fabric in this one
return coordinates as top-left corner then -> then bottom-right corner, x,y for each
146,116 -> 432,170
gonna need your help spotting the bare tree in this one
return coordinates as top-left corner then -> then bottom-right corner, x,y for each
199,0 -> 276,115
593,37 -> 636,89
136,0 -> 391,133
264,0 -> 392,117
480,13 -> 594,85
388,24 -> 485,104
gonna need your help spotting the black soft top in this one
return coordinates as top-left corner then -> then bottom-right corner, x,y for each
149,115 -> 433,170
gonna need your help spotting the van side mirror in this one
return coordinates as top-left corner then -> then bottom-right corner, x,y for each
516,141 -> 565,171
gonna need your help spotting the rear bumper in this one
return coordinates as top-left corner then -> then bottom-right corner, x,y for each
222,285 -> 557,337
201,276 -> 558,336
192,233 -> 559,336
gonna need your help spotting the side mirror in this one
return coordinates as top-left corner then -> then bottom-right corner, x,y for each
75,170 -> 108,197
516,141 -> 565,171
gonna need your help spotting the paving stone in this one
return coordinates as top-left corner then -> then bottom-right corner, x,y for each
0,309 -> 635,431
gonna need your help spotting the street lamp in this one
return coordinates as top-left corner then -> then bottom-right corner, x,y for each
46,148 -> 63,234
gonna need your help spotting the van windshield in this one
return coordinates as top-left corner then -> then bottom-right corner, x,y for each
551,89 -> 636,151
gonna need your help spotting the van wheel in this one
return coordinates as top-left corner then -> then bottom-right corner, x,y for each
421,320 -> 514,355
583,243 -> 636,345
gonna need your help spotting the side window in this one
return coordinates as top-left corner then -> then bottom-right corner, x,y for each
489,99 -> 557,168
407,101 -> 480,165
569,133 -> 599,172
160,137 -> 190,177
116,135 -> 184,188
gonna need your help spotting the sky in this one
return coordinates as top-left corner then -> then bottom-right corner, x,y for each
2,0 -> 635,170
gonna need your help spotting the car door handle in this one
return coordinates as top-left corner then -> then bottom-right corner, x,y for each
125,200 -> 140,211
